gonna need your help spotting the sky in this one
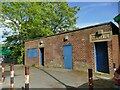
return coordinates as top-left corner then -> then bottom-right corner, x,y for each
68,2 -> 119,28
0,1 -> 119,43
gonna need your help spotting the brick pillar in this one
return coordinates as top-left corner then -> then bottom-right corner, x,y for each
114,14 -> 120,67
112,35 -> 120,68
118,21 -> 120,66
118,21 -> 120,29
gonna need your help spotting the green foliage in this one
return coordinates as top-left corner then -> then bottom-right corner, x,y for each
1,2 -> 80,64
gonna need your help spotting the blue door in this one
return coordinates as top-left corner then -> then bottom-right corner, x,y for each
63,45 -> 72,69
95,42 -> 109,73
40,48 -> 44,66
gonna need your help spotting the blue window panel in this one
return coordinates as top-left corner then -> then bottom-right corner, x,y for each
27,48 -> 38,59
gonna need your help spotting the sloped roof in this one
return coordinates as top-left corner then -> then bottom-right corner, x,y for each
25,22 -> 119,42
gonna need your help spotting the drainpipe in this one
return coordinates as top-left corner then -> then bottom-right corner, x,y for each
114,14 -> 120,67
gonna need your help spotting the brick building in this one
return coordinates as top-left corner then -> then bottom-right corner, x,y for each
25,22 -> 120,74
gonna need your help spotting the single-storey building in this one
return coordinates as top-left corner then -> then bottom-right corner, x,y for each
25,21 -> 120,74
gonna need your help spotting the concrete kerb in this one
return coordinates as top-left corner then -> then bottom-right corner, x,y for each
94,72 -> 113,80
33,65 -> 79,72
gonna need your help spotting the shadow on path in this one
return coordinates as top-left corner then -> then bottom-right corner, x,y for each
40,69 -> 77,89
41,69 -> 115,89
78,78 -> 115,89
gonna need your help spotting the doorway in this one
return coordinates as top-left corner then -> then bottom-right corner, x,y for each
40,48 -> 44,66
94,42 -> 109,73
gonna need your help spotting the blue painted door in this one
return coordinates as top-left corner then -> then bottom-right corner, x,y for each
95,42 -> 109,73
63,45 -> 72,69
40,48 -> 44,66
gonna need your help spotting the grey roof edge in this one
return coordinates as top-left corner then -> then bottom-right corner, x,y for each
25,21 -> 117,42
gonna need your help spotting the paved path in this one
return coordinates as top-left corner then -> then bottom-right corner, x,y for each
0,64 -> 114,89
2,65 -> 88,88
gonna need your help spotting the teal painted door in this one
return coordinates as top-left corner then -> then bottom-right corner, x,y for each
40,48 -> 44,66
95,42 -> 109,73
63,45 -> 72,69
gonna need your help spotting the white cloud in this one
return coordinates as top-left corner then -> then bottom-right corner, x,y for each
75,21 -> 118,28
76,2 -> 114,19
76,22 -> 100,28
80,3 -> 112,10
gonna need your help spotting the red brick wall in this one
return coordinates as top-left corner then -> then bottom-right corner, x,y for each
112,35 -> 120,69
25,23 -> 118,74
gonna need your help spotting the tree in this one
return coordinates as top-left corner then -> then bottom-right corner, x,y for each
0,2 -> 80,64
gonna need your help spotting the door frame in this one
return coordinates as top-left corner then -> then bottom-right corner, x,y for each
94,45 -> 97,72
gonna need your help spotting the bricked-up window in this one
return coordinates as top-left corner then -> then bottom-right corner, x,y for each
27,48 -> 38,59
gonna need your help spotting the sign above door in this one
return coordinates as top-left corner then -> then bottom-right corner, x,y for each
90,30 -> 112,42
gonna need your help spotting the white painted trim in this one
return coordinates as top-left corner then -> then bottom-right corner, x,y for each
93,44 -> 97,72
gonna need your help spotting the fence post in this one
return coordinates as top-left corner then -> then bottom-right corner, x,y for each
25,66 -> 29,90
10,64 -> 14,89
1,63 -> 5,82
88,68 -> 93,90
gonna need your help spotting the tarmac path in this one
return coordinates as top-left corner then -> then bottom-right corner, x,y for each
1,65 -> 88,89
0,64 -> 114,89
